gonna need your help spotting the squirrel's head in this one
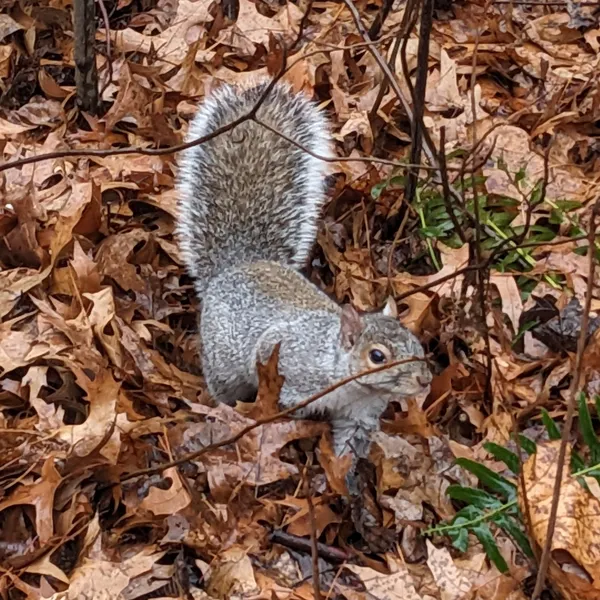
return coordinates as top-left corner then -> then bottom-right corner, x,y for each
340,299 -> 432,399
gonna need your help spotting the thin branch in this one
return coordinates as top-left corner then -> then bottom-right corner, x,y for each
515,142 -> 552,247
0,127 -> 468,175
405,0 -> 434,206
369,34 -> 402,123
340,0 -> 470,231
495,0 -> 600,4
468,10 -> 494,404
303,468 -> 322,600
269,530 -> 352,563
368,0 -> 395,40
532,200 -> 600,599
73,0 -> 99,114
289,0 -> 314,51
393,263 -> 480,301
117,357 -> 427,485
424,499 -> 517,535
439,126 -> 467,244
96,0 -> 112,98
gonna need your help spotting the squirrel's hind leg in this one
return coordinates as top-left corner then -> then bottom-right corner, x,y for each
330,419 -> 375,459
199,303 -> 258,407
200,340 -> 257,405
206,379 -> 256,406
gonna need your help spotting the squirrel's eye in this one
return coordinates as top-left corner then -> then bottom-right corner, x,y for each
369,348 -> 387,364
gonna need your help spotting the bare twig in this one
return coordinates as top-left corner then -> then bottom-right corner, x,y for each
405,0 -> 434,206
96,0 -> 112,98
289,0 -> 314,51
399,0 -> 419,109
515,142 -> 552,247
222,0 -> 239,19
531,200 -> 600,598
118,357 -> 427,484
303,468 -> 322,600
340,0 -> 471,236
269,530 -> 351,563
468,10 -> 494,404
369,35 -> 402,123
73,0 -> 99,113
494,0 -> 599,4
368,0 -> 395,40
393,263 -> 480,301
439,127 -> 467,244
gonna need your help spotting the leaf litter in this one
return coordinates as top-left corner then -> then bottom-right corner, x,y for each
2,0 -> 600,598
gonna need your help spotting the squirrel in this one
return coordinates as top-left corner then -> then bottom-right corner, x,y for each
176,79 -> 432,459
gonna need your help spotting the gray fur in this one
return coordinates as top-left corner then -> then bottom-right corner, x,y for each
177,79 -> 333,294
176,80 -> 432,459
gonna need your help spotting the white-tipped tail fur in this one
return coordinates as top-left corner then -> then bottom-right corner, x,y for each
176,79 -> 334,294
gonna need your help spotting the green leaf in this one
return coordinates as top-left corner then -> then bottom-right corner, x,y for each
495,197 -> 520,208
420,223 -> 454,238
555,200 -> 582,211
455,459 -> 517,500
541,408 -> 561,441
569,224 -> 585,238
447,148 -> 469,161
447,485 -> 503,510
483,442 -> 520,474
494,514 -> 534,558
448,516 -> 470,552
516,435 -> 537,456
371,181 -> 387,199
578,392 -> 600,464
549,208 -> 564,225
512,319 -> 539,348
444,232 -> 464,249
471,521 -> 509,573
571,450 -> 586,473
389,175 -> 406,187
430,206 -> 450,221
595,395 -> 600,420
528,225 -> 557,242
529,181 -> 544,206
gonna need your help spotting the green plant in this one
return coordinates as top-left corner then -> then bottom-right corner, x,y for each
424,394 -> 600,572
369,156 -> 585,282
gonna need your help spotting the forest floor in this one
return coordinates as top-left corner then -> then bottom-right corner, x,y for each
1,0 -> 600,598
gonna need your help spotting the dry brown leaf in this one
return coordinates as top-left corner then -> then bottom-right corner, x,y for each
0,181 -> 93,318
178,404 -> 326,501
521,441 -> 600,595
490,274 -> 523,333
218,0 -> 302,55
238,343 -> 284,420
48,548 -> 166,600
112,0 -> 215,70
205,546 -> 259,598
139,467 -> 192,515
0,457 -> 61,544
389,244 -> 469,300
425,49 -> 462,112
345,555 -> 424,600
384,398 -> 438,438
426,540 -> 473,600
55,368 -> 121,462
317,431 -> 352,496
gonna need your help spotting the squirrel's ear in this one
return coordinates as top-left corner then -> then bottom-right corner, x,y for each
383,296 -> 398,318
340,304 -> 363,350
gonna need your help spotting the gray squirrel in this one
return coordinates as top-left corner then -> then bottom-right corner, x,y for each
176,79 -> 432,458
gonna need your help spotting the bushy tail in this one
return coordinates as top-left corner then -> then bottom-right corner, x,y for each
176,80 -> 333,295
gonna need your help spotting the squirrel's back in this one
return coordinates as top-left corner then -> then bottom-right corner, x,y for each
176,80 -> 333,294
